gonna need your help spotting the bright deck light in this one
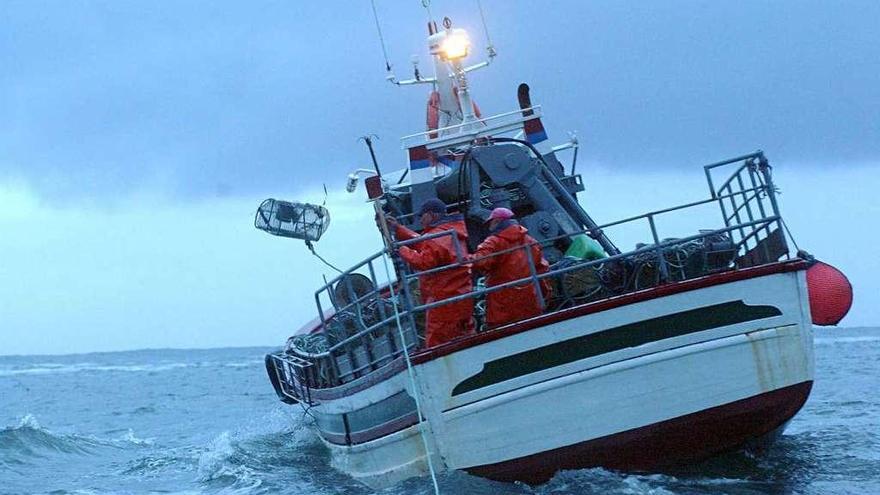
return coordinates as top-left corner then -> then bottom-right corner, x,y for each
441,30 -> 470,61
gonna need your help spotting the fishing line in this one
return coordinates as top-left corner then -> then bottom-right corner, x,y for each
376,207 -> 442,495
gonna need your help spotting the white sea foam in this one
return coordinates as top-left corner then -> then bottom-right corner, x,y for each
0,362 -> 190,376
815,336 -> 880,345
118,428 -> 155,446
197,431 -> 236,480
17,413 -> 41,429
621,475 -> 677,495
541,468 -> 678,495
0,359 -> 259,377
221,361 -> 262,369
195,430 -> 275,493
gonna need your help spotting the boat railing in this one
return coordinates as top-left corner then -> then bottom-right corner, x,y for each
399,217 -> 780,314
703,151 -> 788,266
400,106 -> 543,151
266,352 -> 315,405
275,152 -> 792,396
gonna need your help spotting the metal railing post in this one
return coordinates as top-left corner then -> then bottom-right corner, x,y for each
393,254 -> 422,350
647,215 -> 669,283
315,291 -> 327,332
746,162 -> 769,220
745,163 -> 773,262
736,173 -> 757,224
524,245 -> 546,309
758,155 -> 786,235
366,259 -> 388,322
704,166 -> 717,199
724,183 -> 749,250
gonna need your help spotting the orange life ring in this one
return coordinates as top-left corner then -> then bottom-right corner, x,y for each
427,91 -> 441,139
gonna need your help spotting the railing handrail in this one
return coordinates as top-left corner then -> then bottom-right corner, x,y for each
294,215 -> 778,363
393,185 -> 771,274
703,150 -> 763,171
402,217 -> 778,314
310,179 -> 778,344
317,178 -> 771,307
400,106 -> 543,148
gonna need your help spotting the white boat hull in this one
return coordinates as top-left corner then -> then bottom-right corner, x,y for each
312,263 -> 814,487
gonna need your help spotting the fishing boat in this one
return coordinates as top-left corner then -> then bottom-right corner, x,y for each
257,8 -> 853,489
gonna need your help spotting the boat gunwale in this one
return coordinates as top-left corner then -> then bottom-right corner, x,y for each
412,258 -> 810,364
302,258 -> 809,401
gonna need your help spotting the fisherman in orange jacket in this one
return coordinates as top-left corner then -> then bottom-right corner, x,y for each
470,207 -> 551,328
385,199 -> 475,347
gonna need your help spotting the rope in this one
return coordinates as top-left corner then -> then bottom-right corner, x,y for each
380,256 -> 441,494
376,208 -> 441,495
781,218 -> 802,253
306,240 -> 343,274
369,0 -> 393,72
476,0 -> 496,57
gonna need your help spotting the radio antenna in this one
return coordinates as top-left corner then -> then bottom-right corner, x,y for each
359,135 -> 383,179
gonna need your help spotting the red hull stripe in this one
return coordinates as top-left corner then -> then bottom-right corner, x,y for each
464,380 -> 813,484
413,260 -> 809,365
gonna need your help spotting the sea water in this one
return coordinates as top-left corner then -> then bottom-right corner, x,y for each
2,328 -> 879,495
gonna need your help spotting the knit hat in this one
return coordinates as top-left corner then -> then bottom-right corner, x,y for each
417,198 -> 447,216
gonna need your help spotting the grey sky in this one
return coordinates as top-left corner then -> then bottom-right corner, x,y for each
2,1 -> 877,199
1,1 -> 878,355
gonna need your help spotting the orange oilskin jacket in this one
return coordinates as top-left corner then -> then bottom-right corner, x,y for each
472,222 -> 551,327
394,215 -> 474,323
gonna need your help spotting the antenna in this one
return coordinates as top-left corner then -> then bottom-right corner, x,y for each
359,135 -> 383,178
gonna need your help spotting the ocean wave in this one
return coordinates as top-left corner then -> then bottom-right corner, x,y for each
0,414 -> 157,466
117,428 -> 155,446
0,362 -> 194,376
0,360 -> 262,377
815,336 -> 880,345
0,414 -> 102,460
535,468 -> 677,495
221,361 -> 263,369
195,430 -> 278,495
186,410 -> 331,494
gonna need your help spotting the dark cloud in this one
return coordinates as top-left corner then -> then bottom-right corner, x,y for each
1,1 -> 878,200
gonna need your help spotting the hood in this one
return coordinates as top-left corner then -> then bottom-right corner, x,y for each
495,224 -> 529,243
426,214 -> 469,241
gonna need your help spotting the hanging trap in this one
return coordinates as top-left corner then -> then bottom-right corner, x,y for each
254,199 -> 330,242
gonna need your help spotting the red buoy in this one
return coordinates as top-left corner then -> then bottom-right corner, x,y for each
806,261 -> 853,326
